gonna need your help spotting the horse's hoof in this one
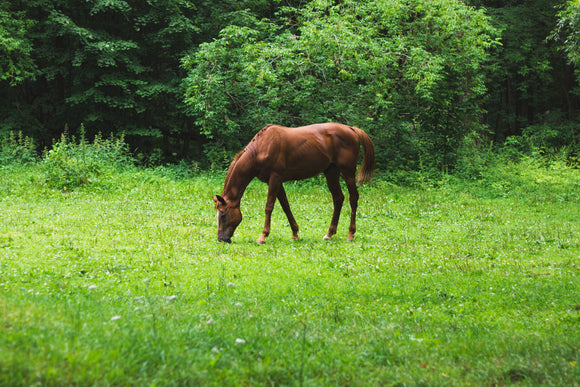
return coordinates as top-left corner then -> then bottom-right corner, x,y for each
323,235 -> 332,241
256,239 -> 266,245
346,236 -> 355,242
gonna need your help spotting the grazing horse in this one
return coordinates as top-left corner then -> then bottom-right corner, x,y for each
213,123 -> 375,244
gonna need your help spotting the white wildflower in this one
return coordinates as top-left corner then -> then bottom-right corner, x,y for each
409,335 -> 424,342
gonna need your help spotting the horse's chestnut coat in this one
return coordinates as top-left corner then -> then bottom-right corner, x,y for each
214,123 -> 375,244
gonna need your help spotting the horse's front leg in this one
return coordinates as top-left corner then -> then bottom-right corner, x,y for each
277,185 -> 299,241
257,175 -> 282,244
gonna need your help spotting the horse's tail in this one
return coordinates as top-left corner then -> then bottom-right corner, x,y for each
351,126 -> 376,185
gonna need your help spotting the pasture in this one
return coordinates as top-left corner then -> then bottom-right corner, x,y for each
0,163 -> 578,385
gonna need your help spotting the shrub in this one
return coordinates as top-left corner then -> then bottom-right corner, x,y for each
42,126 -> 134,190
0,131 -> 37,165
183,0 -> 498,171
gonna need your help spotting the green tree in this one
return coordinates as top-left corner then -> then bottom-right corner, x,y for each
471,0 -> 579,152
0,0 -> 200,158
1,0 -> 307,161
553,0 -> 580,67
184,0 -> 498,171
0,5 -> 36,85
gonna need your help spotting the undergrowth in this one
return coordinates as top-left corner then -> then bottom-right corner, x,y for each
41,125 -> 134,190
0,131 -> 37,165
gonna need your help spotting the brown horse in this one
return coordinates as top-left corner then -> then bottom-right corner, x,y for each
213,122 -> 375,244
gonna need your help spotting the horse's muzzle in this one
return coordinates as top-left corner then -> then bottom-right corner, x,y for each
218,237 -> 232,243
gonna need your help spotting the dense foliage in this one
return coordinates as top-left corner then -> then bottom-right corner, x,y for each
0,0 -> 200,155
553,0 -> 580,66
184,0 -> 497,170
472,0 -> 580,151
0,7 -> 36,85
1,0 -> 579,173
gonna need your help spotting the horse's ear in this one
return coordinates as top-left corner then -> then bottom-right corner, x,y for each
214,195 -> 226,205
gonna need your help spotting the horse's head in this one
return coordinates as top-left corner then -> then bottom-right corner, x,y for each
213,195 -> 242,243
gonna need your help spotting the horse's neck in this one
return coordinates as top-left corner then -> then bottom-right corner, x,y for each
223,151 -> 256,205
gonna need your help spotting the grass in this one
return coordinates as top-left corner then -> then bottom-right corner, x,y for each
0,162 -> 578,386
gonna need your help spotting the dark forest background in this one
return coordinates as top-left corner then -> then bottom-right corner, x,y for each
2,0 -> 579,174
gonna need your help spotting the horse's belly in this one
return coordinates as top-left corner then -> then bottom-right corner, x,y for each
282,161 -> 331,181
256,161 -> 329,182
284,170 -> 323,181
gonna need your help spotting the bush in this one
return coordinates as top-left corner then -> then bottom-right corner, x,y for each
42,126 -> 134,190
183,0 -> 498,171
0,131 -> 37,165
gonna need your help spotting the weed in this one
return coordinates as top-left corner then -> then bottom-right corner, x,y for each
0,131 -> 37,165
41,125 -> 134,190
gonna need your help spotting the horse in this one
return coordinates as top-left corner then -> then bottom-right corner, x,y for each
213,122 -> 375,244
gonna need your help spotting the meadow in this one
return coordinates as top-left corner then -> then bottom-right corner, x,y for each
0,160 -> 578,386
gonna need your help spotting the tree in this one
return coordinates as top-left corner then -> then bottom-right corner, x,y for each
1,0 -> 309,161
0,5 -> 36,85
183,0 -> 498,171
0,0 -> 200,158
553,0 -> 580,67
471,0 -> 580,151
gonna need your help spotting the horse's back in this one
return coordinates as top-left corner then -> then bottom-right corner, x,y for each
265,123 -> 359,150
279,122 -> 355,136
253,123 -> 361,181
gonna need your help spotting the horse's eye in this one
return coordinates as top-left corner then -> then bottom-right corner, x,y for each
220,212 -> 227,220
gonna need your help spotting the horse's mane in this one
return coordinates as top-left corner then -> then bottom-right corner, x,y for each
222,150 -> 244,194
251,124 -> 273,140
222,125 -> 274,193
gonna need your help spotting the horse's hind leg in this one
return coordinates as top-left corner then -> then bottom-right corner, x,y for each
323,166 -> 344,240
343,174 -> 359,241
277,185 -> 299,240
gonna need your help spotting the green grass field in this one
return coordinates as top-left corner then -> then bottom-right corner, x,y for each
0,162 -> 578,386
